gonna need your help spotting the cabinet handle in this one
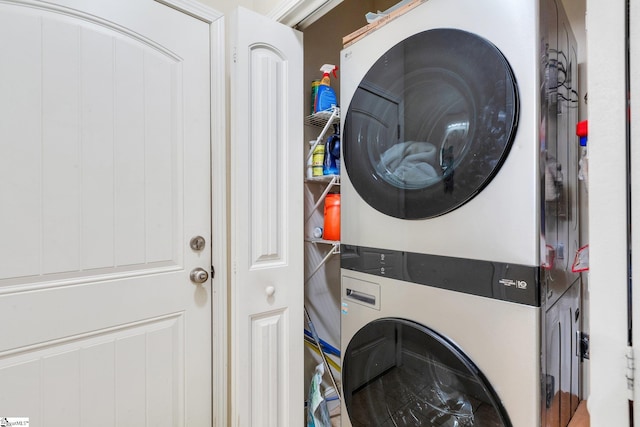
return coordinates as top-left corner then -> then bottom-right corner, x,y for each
346,288 -> 376,305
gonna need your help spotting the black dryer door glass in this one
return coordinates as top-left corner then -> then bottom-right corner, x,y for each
342,318 -> 511,426
343,28 -> 519,219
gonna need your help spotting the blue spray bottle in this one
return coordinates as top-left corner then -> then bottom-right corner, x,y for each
314,64 -> 338,113
323,124 -> 340,176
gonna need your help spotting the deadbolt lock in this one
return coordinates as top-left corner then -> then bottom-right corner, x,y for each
190,236 -> 206,251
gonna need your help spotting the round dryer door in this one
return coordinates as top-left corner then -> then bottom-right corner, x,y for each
343,28 -> 519,219
342,318 -> 511,426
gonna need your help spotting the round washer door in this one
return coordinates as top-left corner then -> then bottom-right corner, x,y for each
342,318 -> 511,426
343,28 -> 519,219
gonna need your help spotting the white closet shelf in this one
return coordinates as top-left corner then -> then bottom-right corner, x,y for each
305,174 -> 341,185
303,105 -> 342,403
305,238 -> 341,246
305,107 -> 340,162
304,106 -> 340,128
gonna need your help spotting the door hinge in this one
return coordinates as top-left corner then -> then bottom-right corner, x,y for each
577,331 -> 590,360
627,346 -> 635,400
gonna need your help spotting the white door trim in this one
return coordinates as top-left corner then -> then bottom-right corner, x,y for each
631,0 -> 640,420
154,1 -> 228,426
587,0 -> 630,424
155,0 -> 221,22
209,15 -> 229,427
267,0 -> 343,28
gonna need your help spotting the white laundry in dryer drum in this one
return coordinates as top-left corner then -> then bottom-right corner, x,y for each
339,0 -> 583,426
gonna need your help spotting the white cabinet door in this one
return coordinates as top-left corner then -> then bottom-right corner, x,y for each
0,0 -> 213,424
228,7 -> 304,426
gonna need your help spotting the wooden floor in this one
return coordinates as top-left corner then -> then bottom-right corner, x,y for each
568,401 -> 590,427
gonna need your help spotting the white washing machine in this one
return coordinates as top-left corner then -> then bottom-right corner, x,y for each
339,0 -> 582,425
340,251 -> 581,427
341,270 -> 540,426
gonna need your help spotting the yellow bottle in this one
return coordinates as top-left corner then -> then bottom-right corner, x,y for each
312,143 -> 325,177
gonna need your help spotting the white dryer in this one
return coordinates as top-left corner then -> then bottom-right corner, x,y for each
339,0 -> 583,426
341,0 -> 578,267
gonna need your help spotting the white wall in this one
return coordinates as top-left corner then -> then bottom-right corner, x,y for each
586,0 -> 630,425
632,0 -> 640,422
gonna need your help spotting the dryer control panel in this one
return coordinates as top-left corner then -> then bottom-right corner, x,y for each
341,244 -> 540,306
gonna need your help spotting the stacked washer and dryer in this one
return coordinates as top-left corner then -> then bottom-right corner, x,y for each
338,0 -> 582,426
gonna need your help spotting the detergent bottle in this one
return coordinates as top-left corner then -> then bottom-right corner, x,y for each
323,124 -> 340,176
314,64 -> 338,113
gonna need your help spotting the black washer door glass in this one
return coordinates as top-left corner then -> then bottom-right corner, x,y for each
343,318 -> 511,426
344,29 -> 519,219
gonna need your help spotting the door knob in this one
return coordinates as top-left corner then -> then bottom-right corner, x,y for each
190,267 -> 209,284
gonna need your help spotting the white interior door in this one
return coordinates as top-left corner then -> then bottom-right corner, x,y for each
228,7 -> 304,426
0,0 -> 212,425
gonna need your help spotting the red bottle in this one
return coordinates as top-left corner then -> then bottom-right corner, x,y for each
323,194 -> 340,241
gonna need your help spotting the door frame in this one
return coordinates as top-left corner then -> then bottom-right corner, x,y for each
267,0 -> 343,28
586,0 -> 631,425
155,1 -> 228,425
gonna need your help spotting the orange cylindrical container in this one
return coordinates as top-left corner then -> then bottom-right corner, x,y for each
323,193 -> 340,241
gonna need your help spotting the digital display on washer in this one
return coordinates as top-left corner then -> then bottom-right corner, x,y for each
343,28 -> 519,219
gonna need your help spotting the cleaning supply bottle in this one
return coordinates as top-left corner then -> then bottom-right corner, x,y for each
314,64 -> 338,113
576,120 -> 588,189
311,142 -> 325,177
323,193 -> 340,241
323,124 -> 340,176
310,80 -> 321,115
306,140 -> 317,179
